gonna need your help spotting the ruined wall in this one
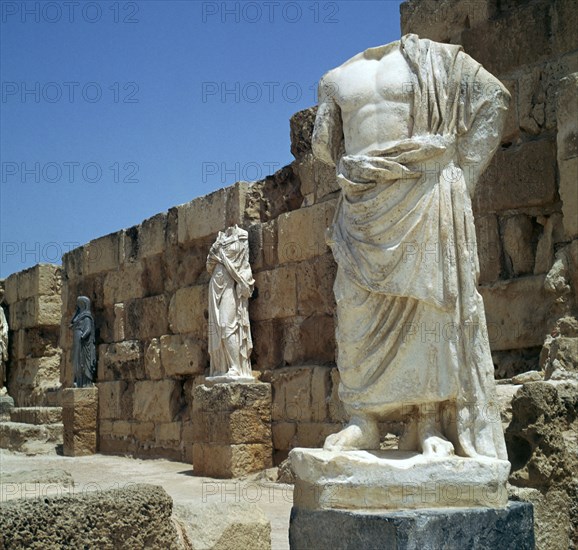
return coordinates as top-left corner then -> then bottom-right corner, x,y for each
401,0 -> 578,375
59,133 -> 343,462
3,264 -> 62,406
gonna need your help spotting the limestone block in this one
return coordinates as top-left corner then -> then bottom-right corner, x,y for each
132,421 -> 155,442
250,320 -> 283,370
97,340 -> 144,382
138,212 -> 167,259
501,215 -> 536,277
15,264 -> 61,301
144,338 -> 164,380
133,380 -> 181,422
294,422 -> 343,448
290,106 -> 316,160
167,285 -> 207,337
10,407 -> 62,425
295,254 -> 336,317
62,247 -> 84,281
271,367 -> 313,423
4,273 -> 18,305
281,315 -> 335,365
194,408 -> 271,446
401,0 -> 494,43
0,484 -> 181,550
103,262 -> 144,306
460,2 -> 551,75
84,232 -> 123,276
9,298 -> 35,330
62,387 -> 98,456
501,78 -> 519,143
155,421 -> 181,445
272,422 -> 297,451
0,422 -> 63,455
290,448 -> 511,510
177,184 -> 247,245
290,502 -> 534,550
248,220 -> 278,271
480,275 -> 552,350
160,334 -> 206,377
98,380 -> 133,420
250,266 -> 297,321
557,73 -> 578,239
14,327 -> 60,360
475,215 -> 502,284
310,366 -> 331,422
125,294 -> 169,339
474,139 -> 557,213
164,241 -> 209,293
193,382 -> 271,414
35,295 -> 62,327
192,443 -> 273,478
113,303 -> 125,341
277,200 -> 336,264
173,502 -> 271,550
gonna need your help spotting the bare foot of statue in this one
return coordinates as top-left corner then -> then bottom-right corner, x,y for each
418,416 -> 454,457
323,415 -> 380,451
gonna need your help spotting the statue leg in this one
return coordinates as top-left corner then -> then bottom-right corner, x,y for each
223,332 -> 241,376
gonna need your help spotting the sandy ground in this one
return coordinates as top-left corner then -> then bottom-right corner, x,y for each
0,450 -> 293,550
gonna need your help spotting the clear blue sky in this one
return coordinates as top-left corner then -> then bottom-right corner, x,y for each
1,0 -> 403,278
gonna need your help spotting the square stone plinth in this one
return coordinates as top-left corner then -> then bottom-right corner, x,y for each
62,387 -> 98,456
289,502 -> 534,550
192,382 -> 272,478
289,448 -> 511,510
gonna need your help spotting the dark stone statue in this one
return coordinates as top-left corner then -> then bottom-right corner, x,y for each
70,296 -> 96,387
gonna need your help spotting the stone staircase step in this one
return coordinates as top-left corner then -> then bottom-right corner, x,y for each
10,407 -> 62,425
0,422 -> 63,455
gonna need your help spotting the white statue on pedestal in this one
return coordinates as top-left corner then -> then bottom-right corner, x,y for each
314,34 -> 509,461
0,289 -> 8,394
206,225 -> 255,383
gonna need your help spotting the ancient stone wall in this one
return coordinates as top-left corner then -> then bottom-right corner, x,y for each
401,0 -> 578,375
2,264 -> 62,407
59,133 -> 343,462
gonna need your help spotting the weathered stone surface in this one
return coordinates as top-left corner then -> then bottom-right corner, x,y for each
138,212 -> 167,259
506,381 -> 577,488
103,262 -> 144,306
192,442 -> 273,478
10,407 -> 62,425
280,315 -> 335,366
557,73 -> 578,240
0,395 -> 15,415
0,422 -> 62,455
481,275 -> 552,350
295,255 -> 336,317
97,340 -> 144,382
97,380 -> 133,420
475,215 -> 502,284
168,285 -> 208,337
125,294 -> 169,339
474,139 -> 557,213
62,387 -> 98,456
84,232 -> 123,276
144,337 -> 164,380
160,334 -> 206,377
290,107 -> 317,160
501,215 -> 537,277
8,355 -> 61,407
0,484 -> 180,550
290,502 -> 534,550
174,501 -> 271,550
277,201 -> 336,264
290,448 -> 510,510
133,380 -> 182,422
250,266 -> 297,321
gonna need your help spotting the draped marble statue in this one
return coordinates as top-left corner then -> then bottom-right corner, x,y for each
207,225 -> 254,381
313,34 -> 509,460
0,289 -> 8,392
70,296 -> 96,388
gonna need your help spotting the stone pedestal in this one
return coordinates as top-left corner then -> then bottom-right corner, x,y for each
192,382 -> 272,478
290,448 -> 511,510
289,502 -> 534,550
62,387 -> 98,456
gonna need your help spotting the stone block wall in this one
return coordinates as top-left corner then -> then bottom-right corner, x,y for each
2,264 -> 62,406
401,0 -> 578,376
59,148 -> 344,461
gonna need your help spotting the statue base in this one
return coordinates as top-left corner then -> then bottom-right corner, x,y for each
289,448 -> 510,510
62,387 -> 98,456
289,501 -> 534,550
205,375 -> 255,386
192,382 -> 272,478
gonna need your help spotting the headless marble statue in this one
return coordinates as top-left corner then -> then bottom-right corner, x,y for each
313,34 -> 509,460
206,225 -> 255,381
0,290 -> 8,393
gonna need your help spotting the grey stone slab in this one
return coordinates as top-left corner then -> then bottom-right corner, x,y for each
289,501 -> 534,550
